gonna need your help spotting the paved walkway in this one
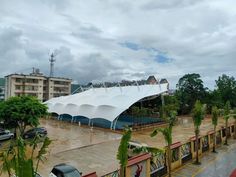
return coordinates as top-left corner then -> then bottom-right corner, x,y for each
172,139 -> 236,177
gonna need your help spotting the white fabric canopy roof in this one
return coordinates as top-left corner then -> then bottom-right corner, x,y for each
45,83 -> 168,122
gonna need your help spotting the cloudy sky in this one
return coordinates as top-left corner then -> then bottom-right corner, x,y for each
1,0 -> 236,89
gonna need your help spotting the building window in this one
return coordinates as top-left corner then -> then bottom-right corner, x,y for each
25,79 -> 38,84
15,93 -> 22,97
25,86 -> 38,91
15,85 -> 21,90
27,93 -> 38,97
53,87 -> 69,92
15,78 -> 22,83
54,81 -> 69,85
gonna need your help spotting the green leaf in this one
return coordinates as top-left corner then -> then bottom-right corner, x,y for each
117,128 -> 132,168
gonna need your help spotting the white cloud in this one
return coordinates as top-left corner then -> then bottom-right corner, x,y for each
0,0 -> 236,89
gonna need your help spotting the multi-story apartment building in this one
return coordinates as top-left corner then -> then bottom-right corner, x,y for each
46,77 -> 72,100
5,70 -> 71,102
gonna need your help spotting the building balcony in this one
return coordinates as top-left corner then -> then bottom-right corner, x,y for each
15,90 -> 39,93
53,84 -> 70,87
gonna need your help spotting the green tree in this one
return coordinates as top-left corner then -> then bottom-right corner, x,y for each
215,74 -> 236,107
204,90 -> 224,113
117,128 -> 132,177
223,101 -> 231,145
151,111 -> 177,177
0,136 -> 51,177
211,106 -> 219,153
162,95 -> 180,116
0,96 -> 48,136
176,73 -> 206,114
233,109 -> 236,139
192,100 -> 206,164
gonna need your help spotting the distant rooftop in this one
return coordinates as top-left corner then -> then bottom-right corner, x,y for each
71,76 -> 168,94
5,73 -> 71,81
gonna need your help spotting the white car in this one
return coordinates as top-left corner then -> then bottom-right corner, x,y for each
0,130 -> 14,141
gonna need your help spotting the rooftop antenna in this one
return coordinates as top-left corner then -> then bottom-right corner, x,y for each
49,52 -> 57,77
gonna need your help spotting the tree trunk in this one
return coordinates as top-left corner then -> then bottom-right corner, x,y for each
18,121 -> 25,137
195,128 -> 200,164
14,127 -> 17,139
224,120 -> 228,145
234,120 -> 236,139
120,166 -> 125,177
167,144 -> 171,177
212,126 -> 216,153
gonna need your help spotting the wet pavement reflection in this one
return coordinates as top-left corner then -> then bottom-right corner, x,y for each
40,119 -> 121,154
172,139 -> 236,177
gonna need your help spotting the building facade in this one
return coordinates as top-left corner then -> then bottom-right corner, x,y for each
46,77 -> 72,100
0,78 -> 5,100
5,72 -> 71,102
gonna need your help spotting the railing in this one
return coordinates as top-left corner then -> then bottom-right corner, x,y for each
101,170 -> 119,177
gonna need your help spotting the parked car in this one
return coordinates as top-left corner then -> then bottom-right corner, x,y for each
0,129 -> 14,141
49,163 -> 82,177
23,127 -> 47,139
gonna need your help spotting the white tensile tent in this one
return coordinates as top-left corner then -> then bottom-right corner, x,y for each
44,83 -> 168,125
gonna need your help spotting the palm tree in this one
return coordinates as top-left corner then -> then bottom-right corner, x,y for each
151,111 -> 177,177
192,100 -> 206,165
117,128 -> 132,177
223,101 -> 231,145
211,106 -> 219,153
